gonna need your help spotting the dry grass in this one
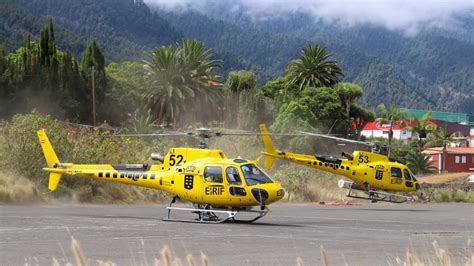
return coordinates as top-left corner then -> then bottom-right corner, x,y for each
395,240 -> 474,266
418,172 -> 470,184
0,171 -> 45,203
271,165 -> 353,203
30,238 -> 472,266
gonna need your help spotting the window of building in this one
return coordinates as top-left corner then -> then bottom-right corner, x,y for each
461,156 -> 466,163
455,156 -> 460,163
226,167 -> 242,185
204,166 -> 223,183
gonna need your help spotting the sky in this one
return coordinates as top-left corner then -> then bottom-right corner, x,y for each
144,0 -> 474,34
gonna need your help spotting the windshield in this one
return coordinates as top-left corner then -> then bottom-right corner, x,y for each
240,164 -> 273,186
408,168 -> 417,181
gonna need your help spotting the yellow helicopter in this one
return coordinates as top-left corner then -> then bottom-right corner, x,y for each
259,124 -> 420,203
37,129 -> 284,223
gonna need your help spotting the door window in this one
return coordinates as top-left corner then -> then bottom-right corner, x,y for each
226,167 -> 242,185
391,167 -> 402,178
204,166 -> 223,183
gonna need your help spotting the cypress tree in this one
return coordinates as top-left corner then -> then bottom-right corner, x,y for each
81,40 -> 107,122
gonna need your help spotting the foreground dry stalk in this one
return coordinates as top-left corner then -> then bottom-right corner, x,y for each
187,254 -> 197,266
37,238 -> 474,266
71,237 -> 88,266
96,260 -> 115,266
200,252 -> 209,266
296,256 -> 304,266
157,245 -> 172,266
320,245 -> 329,266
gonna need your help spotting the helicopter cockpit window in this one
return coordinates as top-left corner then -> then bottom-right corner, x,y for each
204,166 -> 223,183
391,167 -> 402,178
226,167 -> 242,185
410,169 -> 417,181
241,164 -> 273,186
403,169 -> 412,181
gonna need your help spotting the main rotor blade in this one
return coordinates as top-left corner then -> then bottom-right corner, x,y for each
113,133 -> 189,137
115,131 -> 311,138
218,132 -> 308,137
298,131 -> 373,146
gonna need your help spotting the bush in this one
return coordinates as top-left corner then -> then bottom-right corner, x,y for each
428,188 -> 474,203
0,111 -> 172,203
271,165 -> 348,202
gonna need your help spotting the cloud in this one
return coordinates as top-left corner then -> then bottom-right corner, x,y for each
144,0 -> 474,34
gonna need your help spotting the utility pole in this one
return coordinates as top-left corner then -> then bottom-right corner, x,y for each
91,65 -> 96,126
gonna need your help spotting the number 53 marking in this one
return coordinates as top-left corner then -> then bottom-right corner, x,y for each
358,154 -> 369,163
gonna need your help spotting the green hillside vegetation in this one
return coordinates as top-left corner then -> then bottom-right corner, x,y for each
0,19 -> 106,122
160,6 -> 474,113
5,0 -> 473,114
11,0 -> 182,61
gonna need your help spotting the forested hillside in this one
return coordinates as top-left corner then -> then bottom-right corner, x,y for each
11,0 -> 182,61
173,6 -> 474,113
2,0 -> 473,114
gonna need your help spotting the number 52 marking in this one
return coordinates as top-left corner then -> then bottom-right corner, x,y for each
169,154 -> 184,166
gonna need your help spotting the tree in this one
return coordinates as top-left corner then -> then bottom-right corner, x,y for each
81,40 -> 107,123
285,45 -> 343,90
406,149 -> 438,175
404,112 -> 437,150
350,103 -> 375,140
375,103 -> 406,147
144,39 -> 222,125
105,62 -> 148,124
261,77 -> 299,112
224,70 -> 267,129
426,125 -> 461,172
334,82 -> 363,118
0,45 -> 6,89
271,87 -> 349,135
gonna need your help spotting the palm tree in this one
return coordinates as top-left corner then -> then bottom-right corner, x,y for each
285,45 -> 343,90
144,39 -> 222,125
334,82 -> 363,118
404,112 -> 437,150
375,103 -> 407,148
425,126 -> 461,172
406,149 -> 438,175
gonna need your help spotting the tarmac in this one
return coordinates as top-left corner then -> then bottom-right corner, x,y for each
1,203 -> 473,265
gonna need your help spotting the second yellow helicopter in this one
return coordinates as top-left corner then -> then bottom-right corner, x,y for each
259,124 -> 419,203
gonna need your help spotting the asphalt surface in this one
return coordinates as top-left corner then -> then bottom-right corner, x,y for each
1,203 -> 473,265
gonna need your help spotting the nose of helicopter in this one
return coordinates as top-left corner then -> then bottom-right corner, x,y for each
415,182 -> 420,191
252,182 -> 285,204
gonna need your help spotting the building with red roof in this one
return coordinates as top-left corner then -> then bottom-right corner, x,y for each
423,147 -> 474,172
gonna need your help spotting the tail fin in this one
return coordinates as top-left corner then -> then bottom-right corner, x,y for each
259,124 -> 277,169
37,129 -> 62,191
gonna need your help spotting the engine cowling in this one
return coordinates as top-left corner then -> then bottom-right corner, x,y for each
151,153 -> 164,163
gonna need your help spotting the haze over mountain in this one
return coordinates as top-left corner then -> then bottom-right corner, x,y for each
2,0 -> 473,114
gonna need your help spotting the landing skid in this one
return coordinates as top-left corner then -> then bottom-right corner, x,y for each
347,187 -> 412,204
163,197 -> 268,224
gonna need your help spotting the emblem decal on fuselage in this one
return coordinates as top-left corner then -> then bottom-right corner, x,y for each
375,170 -> 384,180
184,175 -> 194,190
